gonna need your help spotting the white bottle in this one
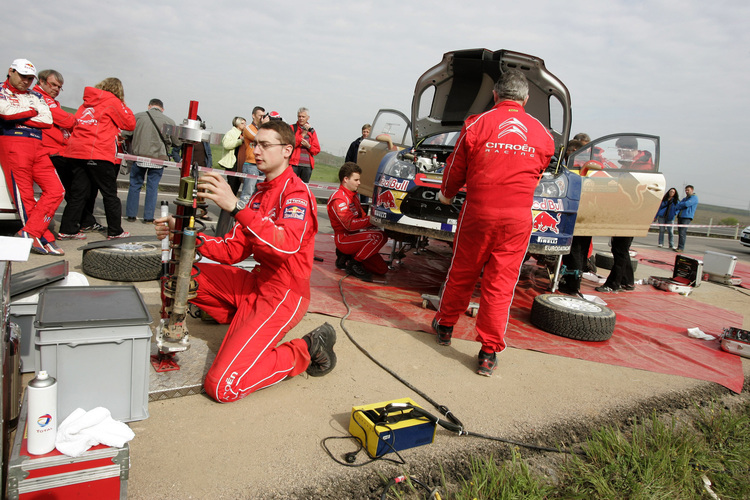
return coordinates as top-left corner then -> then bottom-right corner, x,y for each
27,371 -> 57,455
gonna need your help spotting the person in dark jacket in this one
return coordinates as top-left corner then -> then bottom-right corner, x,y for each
656,187 -> 679,249
344,123 -> 371,163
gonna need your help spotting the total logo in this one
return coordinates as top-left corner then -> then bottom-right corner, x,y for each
377,175 -> 409,191
37,414 -> 53,428
531,199 -> 563,211
532,211 -> 561,234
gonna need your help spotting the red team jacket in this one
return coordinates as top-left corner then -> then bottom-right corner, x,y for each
327,185 -> 370,234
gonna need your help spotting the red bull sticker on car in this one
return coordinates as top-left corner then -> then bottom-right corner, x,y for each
531,198 -> 564,211
283,205 -> 306,220
377,175 -> 410,191
376,190 -> 398,209
531,211 -> 561,234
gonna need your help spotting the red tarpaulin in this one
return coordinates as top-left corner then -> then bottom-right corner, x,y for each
310,235 -> 745,393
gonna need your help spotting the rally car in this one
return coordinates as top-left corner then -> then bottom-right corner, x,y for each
356,49 -> 665,257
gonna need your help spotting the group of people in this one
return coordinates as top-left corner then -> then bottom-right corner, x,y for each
1,58 -> 141,256
217,107 -> 321,204
655,185 -> 699,252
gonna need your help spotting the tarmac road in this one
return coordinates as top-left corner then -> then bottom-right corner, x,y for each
3,193 -> 749,499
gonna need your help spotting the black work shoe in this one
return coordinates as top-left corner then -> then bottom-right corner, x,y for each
126,217 -> 137,222
476,350 -> 498,377
335,249 -> 350,270
346,259 -> 372,282
432,317 -> 453,346
304,323 -> 337,377
81,222 -> 106,232
595,285 -> 620,293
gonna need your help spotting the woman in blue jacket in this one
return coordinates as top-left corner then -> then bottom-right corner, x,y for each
655,187 -> 679,249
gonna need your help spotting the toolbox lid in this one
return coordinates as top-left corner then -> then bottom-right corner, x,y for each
35,285 -> 152,329
10,260 -> 69,298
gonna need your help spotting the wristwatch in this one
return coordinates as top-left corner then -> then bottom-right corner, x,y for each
230,199 -> 246,216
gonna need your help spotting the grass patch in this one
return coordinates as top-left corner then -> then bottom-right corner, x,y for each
380,399 -> 750,499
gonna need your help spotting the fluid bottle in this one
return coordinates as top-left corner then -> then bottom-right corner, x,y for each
27,370 -> 57,455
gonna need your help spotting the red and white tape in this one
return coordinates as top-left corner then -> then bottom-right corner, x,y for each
116,153 -> 337,191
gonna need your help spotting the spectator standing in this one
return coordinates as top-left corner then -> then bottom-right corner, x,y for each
344,123 -> 371,163
60,77 -> 135,239
217,116 -> 245,171
290,107 -> 320,183
327,162 -> 388,281
35,69 -> 103,237
673,185 -> 698,252
123,99 -> 180,223
656,187 -> 679,249
0,58 -> 65,255
154,120 -> 336,403
239,106 -> 265,202
432,69 -> 554,376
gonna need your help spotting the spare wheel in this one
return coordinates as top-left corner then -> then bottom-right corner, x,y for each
82,240 -> 162,282
530,293 -> 616,341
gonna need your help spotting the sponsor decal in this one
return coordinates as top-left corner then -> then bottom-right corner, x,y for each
531,211 -> 561,234
283,205 -> 306,220
337,202 -> 347,208
37,414 -> 52,428
224,372 -> 238,396
251,201 -> 261,210
531,199 -> 563,211
536,236 -> 558,244
377,175 -> 409,191
374,210 -> 388,219
286,198 -> 308,207
545,245 -> 570,252
376,190 -> 397,209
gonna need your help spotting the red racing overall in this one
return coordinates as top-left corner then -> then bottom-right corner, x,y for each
327,185 -> 388,274
436,101 -> 554,353
195,167 -> 318,402
0,80 -> 63,243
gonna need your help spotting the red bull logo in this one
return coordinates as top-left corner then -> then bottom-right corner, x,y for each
531,199 -> 563,211
532,211 -> 561,234
376,190 -> 397,209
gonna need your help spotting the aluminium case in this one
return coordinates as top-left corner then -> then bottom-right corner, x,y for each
6,395 -> 128,499
33,286 -> 152,423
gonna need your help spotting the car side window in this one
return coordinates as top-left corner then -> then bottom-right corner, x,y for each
569,135 -> 658,173
370,110 -> 412,148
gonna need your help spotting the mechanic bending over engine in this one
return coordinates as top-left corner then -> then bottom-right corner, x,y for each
155,120 -> 337,403
432,69 -> 555,377
327,162 -> 389,282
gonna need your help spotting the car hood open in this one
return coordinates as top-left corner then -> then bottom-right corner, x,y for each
410,48 -> 571,144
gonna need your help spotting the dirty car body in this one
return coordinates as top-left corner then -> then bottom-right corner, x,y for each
356,48 -> 665,257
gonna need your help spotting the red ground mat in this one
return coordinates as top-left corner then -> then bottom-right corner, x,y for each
311,235 -> 745,393
633,246 -> 750,290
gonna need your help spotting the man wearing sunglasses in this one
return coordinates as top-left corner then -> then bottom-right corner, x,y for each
155,120 -> 336,403
0,58 -> 65,255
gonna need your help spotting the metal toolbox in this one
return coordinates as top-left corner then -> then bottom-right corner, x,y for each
648,254 -> 703,294
703,251 -> 741,285
6,395 -> 129,499
720,327 -> 750,359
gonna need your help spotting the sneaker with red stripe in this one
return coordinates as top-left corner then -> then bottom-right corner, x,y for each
58,232 -> 87,240
107,231 -> 131,240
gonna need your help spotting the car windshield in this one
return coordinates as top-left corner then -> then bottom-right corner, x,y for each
419,132 -> 459,148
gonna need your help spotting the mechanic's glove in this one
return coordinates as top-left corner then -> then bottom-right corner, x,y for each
437,191 -> 453,205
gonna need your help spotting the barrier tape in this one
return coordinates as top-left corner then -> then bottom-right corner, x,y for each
116,153 -> 338,191
650,223 -> 739,228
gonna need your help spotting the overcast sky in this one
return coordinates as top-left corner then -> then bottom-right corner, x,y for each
6,0 -> 749,209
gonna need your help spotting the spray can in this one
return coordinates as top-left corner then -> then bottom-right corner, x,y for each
27,371 -> 57,455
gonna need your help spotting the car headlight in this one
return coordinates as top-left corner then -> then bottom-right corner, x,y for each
535,172 -> 568,198
383,159 -> 416,180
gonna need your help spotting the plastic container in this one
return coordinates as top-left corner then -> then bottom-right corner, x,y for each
34,285 -> 153,423
27,371 -> 57,455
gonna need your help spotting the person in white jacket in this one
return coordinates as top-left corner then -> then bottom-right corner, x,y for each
217,116 -> 245,170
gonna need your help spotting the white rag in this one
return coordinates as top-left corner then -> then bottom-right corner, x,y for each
687,327 -> 716,341
55,407 -> 135,457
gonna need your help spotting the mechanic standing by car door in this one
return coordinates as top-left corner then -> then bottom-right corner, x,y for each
432,69 -> 554,376
0,58 -> 65,255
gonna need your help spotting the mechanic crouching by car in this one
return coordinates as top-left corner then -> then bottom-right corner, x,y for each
327,162 -> 389,281
432,69 -> 555,377
154,120 -> 337,403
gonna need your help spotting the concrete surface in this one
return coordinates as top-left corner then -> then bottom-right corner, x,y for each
6,186 -> 749,499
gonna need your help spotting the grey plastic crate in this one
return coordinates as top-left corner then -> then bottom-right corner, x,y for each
34,286 -> 153,423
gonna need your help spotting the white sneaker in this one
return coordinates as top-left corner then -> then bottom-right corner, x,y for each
658,244 -> 663,248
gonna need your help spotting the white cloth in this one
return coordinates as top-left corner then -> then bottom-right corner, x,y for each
687,327 -> 716,341
55,407 -> 135,457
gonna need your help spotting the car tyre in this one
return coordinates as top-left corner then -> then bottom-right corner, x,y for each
530,293 -> 616,342
82,240 -> 162,282
594,252 -> 638,273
